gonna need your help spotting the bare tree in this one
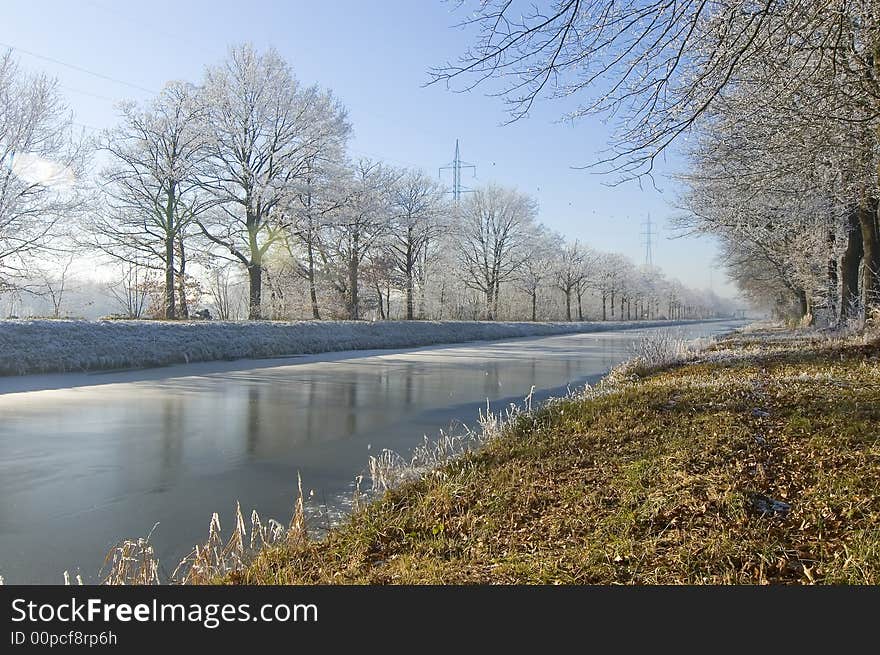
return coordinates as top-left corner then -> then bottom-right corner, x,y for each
320,159 -> 395,320
388,169 -> 446,319
34,255 -> 75,318
285,154 -> 349,320
0,50 -> 89,287
196,44 -> 349,319
554,239 -> 587,321
107,261 -> 154,319
92,82 -> 210,319
455,184 -> 537,320
515,227 -> 558,321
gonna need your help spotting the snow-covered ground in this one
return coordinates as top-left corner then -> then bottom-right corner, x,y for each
0,318 -> 723,377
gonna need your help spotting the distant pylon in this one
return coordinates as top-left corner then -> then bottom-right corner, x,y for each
642,214 -> 654,267
439,139 -> 476,202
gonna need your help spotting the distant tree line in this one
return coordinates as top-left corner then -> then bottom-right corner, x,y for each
433,1 -> 880,326
0,44 -> 731,322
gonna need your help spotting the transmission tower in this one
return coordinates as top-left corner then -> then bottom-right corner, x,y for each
439,139 -> 476,202
641,214 -> 655,267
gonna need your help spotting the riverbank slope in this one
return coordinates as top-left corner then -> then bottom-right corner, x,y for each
232,327 -> 880,584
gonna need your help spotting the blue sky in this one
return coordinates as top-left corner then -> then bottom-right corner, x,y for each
3,0 -> 735,296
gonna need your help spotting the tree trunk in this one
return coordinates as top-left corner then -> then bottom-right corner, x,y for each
163,183 -> 176,320
565,289 -> 572,321
418,240 -> 429,319
177,235 -> 189,319
405,231 -> 415,320
405,268 -> 414,320
375,280 -> 385,320
531,291 -> 537,322
602,294 -> 607,321
348,233 -> 359,320
841,207 -> 863,319
247,263 -> 262,320
438,281 -> 445,320
859,197 -> 880,310
796,288 -> 808,320
577,290 -> 583,321
307,240 -> 321,320
826,229 -> 838,320
164,235 -> 175,320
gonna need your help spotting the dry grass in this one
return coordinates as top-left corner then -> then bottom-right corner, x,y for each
609,329 -> 706,380
226,328 -> 880,585
97,478 -> 310,585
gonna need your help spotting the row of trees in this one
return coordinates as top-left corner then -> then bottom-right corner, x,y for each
0,44 -> 730,322
432,1 -> 880,326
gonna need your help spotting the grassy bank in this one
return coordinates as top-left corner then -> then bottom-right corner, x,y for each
228,327 -> 880,584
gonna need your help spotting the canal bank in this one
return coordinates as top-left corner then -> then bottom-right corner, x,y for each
229,327 -> 880,585
0,317 -> 732,378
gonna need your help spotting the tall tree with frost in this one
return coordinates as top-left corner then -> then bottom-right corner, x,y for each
388,169 -> 446,319
321,158 -> 395,320
285,153 -> 349,320
0,50 -> 88,288
196,44 -> 349,319
95,82 -> 210,319
515,226 -> 559,321
456,183 -> 537,320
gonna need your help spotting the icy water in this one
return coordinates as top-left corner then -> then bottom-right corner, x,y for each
0,320 -> 744,583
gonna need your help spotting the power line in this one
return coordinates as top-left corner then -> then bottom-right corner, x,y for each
84,0 -> 189,44
3,41 -> 468,184
439,139 -> 476,202
72,121 -> 102,133
61,85 -> 118,103
0,41 -> 157,94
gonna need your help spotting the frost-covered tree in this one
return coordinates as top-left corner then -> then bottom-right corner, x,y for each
93,82 -> 210,319
515,226 -> 559,321
455,184 -> 538,320
320,159 -> 395,320
388,169 -> 446,319
284,152 -> 349,320
195,44 -> 349,319
0,51 -> 89,289
554,239 -> 595,321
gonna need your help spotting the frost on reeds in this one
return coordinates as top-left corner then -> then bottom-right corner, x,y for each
99,476 -> 309,585
609,329 -> 703,380
366,394 -> 541,495
100,523 -> 161,585
367,428 -> 488,493
63,571 -> 84,585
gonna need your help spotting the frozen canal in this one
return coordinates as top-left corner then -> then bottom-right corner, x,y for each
0,320 -> 743,583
